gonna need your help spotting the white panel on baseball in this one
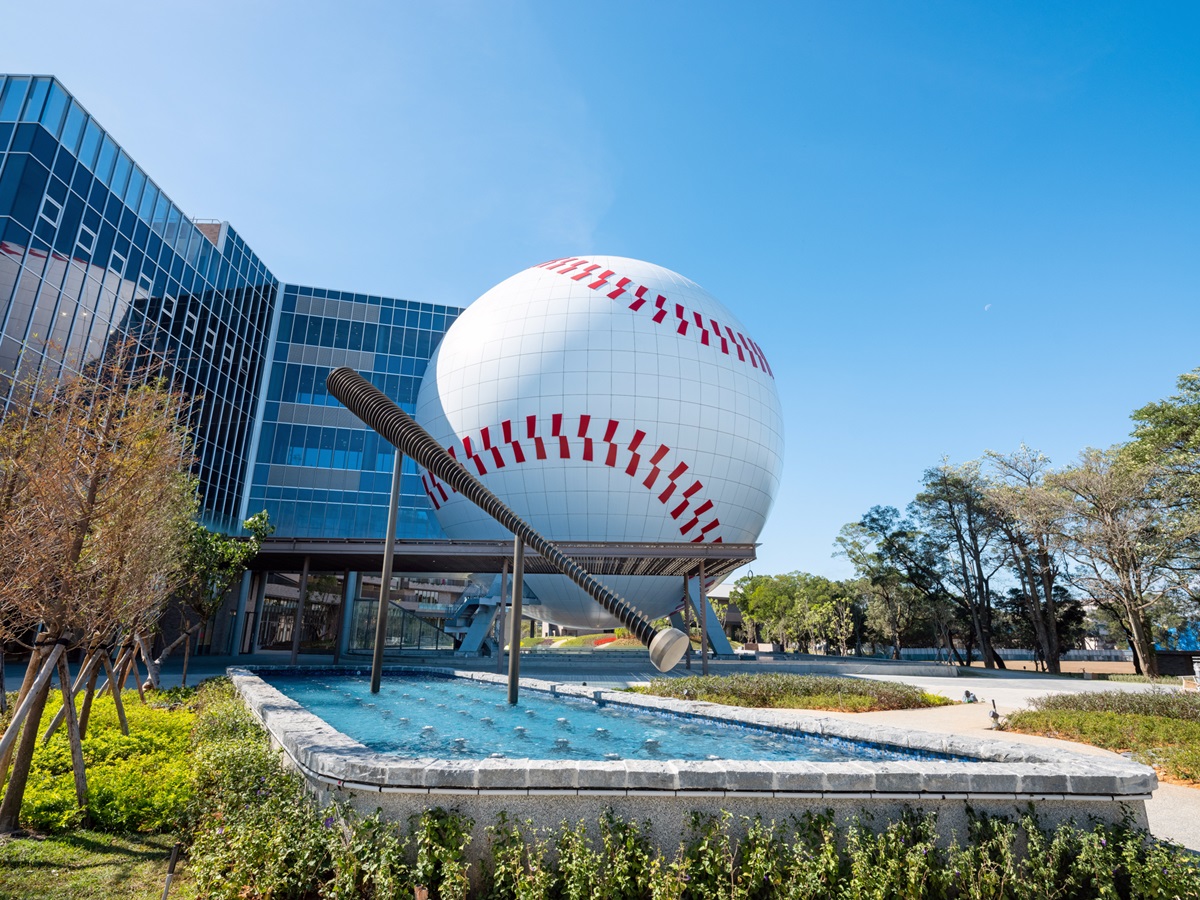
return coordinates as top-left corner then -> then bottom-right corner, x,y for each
415,256 -> 784,629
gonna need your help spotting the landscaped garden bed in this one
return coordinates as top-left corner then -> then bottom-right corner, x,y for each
1,679 -> 1198,898
635,673 -> 953,712
1004,689 -> 1200,785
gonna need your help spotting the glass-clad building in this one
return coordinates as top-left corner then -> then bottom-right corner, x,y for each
0,75 -> 473,658
0,75 -> 279,532
246,283 -> 458,539
0,75 -> 459,547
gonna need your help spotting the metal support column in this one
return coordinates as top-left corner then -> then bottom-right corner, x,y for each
338,571 -> 358,660
685,574 -> 735,658
698,559 -> 709,675
495,558 -> 508,674
249,573 -> 268,653
332,568 -> 349,664
371,452 -> 404,693
682,576 -> 692,670
229,572 -> 252,656
289,555 -> 311,666
507,538 -> 524,705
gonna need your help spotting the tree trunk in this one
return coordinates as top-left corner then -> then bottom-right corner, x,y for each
1036,543 -> 1062,674
0,651 -> 57,833
151,622 -> 196,672
1127,611 -> 1159,678
120,646 -> 146,704
0,648 -> 46,796
181,634 -> 191,687
42,648 -> 102,744
135,633 -> 160,691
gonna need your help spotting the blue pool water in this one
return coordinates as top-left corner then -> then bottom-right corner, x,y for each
264,673 -> 958,764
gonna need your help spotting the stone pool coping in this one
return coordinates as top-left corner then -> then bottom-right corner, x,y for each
229,666 -> 1156,802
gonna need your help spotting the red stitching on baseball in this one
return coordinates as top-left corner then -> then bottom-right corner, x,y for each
535,258 -> 772,378
420,414 -> 722,541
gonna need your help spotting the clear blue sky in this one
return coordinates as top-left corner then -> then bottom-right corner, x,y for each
8,2 -> 1198,579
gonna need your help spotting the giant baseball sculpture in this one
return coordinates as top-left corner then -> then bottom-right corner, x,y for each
325,366 -> 691,672
416,256 -> 784,629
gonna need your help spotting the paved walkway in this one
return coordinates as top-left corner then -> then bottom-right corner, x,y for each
4,651 -> 1197,851
789,667 -> 1198,852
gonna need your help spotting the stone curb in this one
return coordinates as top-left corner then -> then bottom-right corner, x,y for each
228,666 -> 1156,799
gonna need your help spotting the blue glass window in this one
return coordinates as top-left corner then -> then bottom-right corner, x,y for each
315,430 -> 333,468
305,316 -> 322,344
110,150 -> 131,197
0,78 -> 30,120
151,191 -> 168,233
78,119 -> 102,169
39,83 -> 68,137
60,101 -> 85,153
296,365 -> 315,403
124,166 -> 145,207
281,363 -> 299,402
95,136 -> 117,185
20,78 -> 49,123
138,182 -> 157,220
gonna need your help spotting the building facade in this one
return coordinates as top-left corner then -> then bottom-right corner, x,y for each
0,75 -> 468,656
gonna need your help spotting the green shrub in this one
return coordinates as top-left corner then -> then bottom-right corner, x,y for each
638,673 -> 951,711
412,808 -> 473,900
16,688 -> 194,833
844,809 -> 946,899
1004,707 -> 1200,783
1024,688 -> 1200,721
781,810 -> 844,898
734,816 -> 785,900
483,813 -> 554,900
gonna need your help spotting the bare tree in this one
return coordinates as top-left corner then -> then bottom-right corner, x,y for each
0,350 -> 196,832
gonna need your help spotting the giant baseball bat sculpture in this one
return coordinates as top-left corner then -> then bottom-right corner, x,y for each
326,367 -> 690,672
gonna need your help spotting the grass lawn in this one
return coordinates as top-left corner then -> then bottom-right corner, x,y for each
1004,689 -> 1200,784
0,830 -> 195,900
636,672 -> 953,712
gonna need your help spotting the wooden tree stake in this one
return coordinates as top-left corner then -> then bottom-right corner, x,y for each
77,652 -> 102,740
97,651 -> 129,736
55,652 -> 89,817
42,648 -> 102,744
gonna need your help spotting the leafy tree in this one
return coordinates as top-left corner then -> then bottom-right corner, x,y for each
1045,447 -> 1188,677
836,522 -> 928,659
985,446 -> 1070,673
856,505 -> 971,665
1127,367 -> 1200,576
795,574 -> 862,655
731,572 -> 803,648
994,586 -> 1086,668
143,511 -> 272,688
912,461 -> 1008,668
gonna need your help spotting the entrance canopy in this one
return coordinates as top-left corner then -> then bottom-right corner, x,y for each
251,538 -> 756,582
